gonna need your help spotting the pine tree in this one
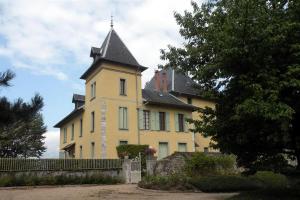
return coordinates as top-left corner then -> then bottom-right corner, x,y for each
0,70 -> 46,158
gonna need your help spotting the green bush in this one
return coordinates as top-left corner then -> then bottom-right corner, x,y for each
189,175 -> 261,192
138,175 -> 193,191
116,144 -> 148,170
0,173 -> 123,187
250,171 -> 289,189
184,152 -> 236,177
249,154 -> 290,173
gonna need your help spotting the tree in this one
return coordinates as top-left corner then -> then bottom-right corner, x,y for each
161,0 -> 300,169
0,70 -> 46,158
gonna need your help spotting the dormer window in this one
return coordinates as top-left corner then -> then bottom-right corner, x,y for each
91,82 -> 96,100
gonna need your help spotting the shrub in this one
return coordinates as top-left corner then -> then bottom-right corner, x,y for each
249,154 -> 290,173
116,144 -> 148,169
0,173 -> 123,187
138,175 -> 193,191
184,152 -> 236,177
250,171 -> 289,189
189,175 -> 261,192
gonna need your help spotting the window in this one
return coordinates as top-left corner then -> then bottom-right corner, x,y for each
63,128 -> 67,143
119,140 -> 128,145
79,118 -> 83,137
143,110 -> 150,130
119,107 -> 128,130
91,111 -> 95,132
91,142 -> 95,158
204,147 -> 209,153
158,142 -> 168,159
120,79 -> 126,95
90,82 -> 96,99
178,114 -> 184,132
79,145 -> 83,159
178,143 -> 187,152
71,123 -> 74,140
159,112 -> 166,131
187,97 -> 192,104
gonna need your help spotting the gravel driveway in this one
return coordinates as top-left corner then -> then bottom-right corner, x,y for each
0,184 -> 236,200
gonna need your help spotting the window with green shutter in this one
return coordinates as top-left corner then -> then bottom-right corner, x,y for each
159,112 -> 166,131
63,128 -> 67,143
119,107 -> 128,130
79,118 -> 83,137
90,111 -> 95,132
143,110 -> 150,130
91,142 -> 95,158
79,145 -> 83,159
178,114 -> 184,132
71,123 -> 74,140
178,143 -> 187,152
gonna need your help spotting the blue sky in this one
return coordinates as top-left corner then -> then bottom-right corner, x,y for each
0,0 -> 195,157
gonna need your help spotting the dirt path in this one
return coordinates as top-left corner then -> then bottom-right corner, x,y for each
0,184 -> 236,200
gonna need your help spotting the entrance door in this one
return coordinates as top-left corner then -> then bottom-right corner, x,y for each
158,142 -> 168,159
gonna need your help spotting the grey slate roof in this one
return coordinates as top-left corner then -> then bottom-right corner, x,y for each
81,28 -> 147,79
142,89 -> 197,111
145,68 -> 201,97
72,94 -> 85,103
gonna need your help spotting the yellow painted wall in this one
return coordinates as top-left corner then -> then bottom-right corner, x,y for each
59,61 -> 216,159
177,96 -> 217,152
140,105 -> 194,158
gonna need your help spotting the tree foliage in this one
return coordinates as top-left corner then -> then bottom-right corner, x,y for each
0,70 -> 46,158
161,0 -> 300,169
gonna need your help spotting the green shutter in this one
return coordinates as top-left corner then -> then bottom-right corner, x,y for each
124,108 -> 128,129
119,107 -> 123,129
138,109 -> 144,129
166,112 -> 170,131
155,112 -> 160,130
175,113 -> 179,132
150,111 -> 156,130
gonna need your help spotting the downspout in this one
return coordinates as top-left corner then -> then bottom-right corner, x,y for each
136,67 -> 140,145
171,69 -> 175,91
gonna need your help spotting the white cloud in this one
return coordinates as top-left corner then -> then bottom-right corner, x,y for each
0,0 -> 199,157
43,130 -> 60,158
0,0 -> 194,84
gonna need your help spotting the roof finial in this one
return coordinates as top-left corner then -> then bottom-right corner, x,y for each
110,15 -> 114,28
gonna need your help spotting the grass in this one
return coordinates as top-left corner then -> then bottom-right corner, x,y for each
0,173 -> 124,187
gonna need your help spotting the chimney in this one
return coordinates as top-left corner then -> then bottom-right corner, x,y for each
161,71 -> 168,93
154,70 -> 160,91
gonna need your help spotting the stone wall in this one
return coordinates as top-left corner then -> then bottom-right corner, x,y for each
0,169 -> 122,179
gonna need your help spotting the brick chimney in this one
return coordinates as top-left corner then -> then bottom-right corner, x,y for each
154,70 -> 160,91
161,71 -> 168,93
154,70 -> 168,92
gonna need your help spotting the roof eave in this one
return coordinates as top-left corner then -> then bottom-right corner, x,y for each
170,91 -> 216,102
54,107 -> 84,128
143,100 -> 197,111
80,58 -> 147,80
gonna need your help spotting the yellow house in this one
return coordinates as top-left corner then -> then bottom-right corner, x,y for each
54,26 -> 215,159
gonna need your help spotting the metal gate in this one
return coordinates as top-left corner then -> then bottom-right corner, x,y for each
123,156 -> 141,183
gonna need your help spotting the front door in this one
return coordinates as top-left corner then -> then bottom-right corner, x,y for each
158,142 -> 168,159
